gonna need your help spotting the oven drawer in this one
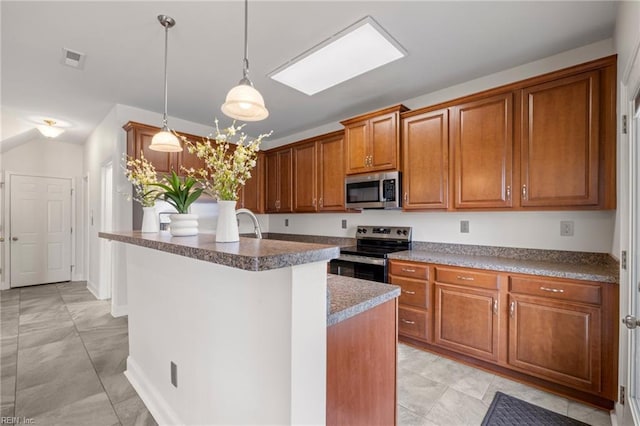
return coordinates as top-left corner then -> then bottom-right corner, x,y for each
389,276 -> 428,308
398,306 -> 428,340
389,261 -> 428,280
435,267 -> 498,289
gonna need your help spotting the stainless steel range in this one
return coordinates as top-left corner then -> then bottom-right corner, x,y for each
329,225 -> 412,283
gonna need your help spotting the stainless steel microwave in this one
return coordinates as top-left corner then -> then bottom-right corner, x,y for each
345,171 -> 401,209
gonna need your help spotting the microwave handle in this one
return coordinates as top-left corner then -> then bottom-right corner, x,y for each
379,180 -> 385,202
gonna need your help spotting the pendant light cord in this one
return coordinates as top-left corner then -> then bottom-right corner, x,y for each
242,0 -> 250,80
162,22 -> 170,129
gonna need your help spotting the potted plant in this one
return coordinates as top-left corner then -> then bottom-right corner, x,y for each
179,119 -> 271,242
124,153 -> 162,233
152,171 -> 204,236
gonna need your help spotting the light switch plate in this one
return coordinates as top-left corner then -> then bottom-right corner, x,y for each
560,221 -> 574,237
460,220 -> 469,233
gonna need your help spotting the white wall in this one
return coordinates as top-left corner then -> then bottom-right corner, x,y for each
1,137 -> 84,288
266,39 -> 618,254
269,210 -> 615,253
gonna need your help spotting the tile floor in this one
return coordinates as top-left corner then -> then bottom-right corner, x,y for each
0,281 -> 155,426
0,281 -> 612,426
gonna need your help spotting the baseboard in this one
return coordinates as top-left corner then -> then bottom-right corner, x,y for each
610,411 -> 618,426
125,356 -> 182,426
111,303 -> 128,318
86,280 -> 105,299
0,280 -> 8,291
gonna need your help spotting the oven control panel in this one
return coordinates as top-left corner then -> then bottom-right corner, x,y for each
355,226 -> 412,241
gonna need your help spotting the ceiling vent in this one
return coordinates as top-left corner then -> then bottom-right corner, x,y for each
61,47 -> 86,69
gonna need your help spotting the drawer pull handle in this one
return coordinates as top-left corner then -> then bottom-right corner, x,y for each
402,290 -> 416,295
457,275 -> 474,281
509,301 -> 515,318
493,299 -> 498,315
539,286 -> 564,293
401,268 -> 416,273
401,319 -> 416,325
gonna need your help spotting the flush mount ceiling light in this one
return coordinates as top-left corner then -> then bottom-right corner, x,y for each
221,0 -> 269,122
36,119 -> 65,138
150,14 -> 182,153
269,16 -> 407,96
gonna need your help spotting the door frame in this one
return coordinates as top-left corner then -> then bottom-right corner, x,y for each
97,161 -> 114,300
3,171 -> 76,289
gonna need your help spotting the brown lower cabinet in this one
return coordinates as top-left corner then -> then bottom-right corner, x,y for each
389,259 -> 618,408
327,299 -> 398,425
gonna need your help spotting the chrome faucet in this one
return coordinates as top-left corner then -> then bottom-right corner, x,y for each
235,208 -> 263,239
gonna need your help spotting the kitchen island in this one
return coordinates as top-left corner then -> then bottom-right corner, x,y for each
99,231 -> 399,425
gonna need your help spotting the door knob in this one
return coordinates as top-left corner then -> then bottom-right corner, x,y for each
0,237 -> 4,242
11,237 -> 18,241
622,315 -> 640,329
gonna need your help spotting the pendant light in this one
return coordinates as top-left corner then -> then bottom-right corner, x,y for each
221,0 -> 269,122
150,15 -> 181,152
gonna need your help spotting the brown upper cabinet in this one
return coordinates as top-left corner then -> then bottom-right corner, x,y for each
341,105 -> 409,175
402,108 -> 450,210
123,121 -> 206,175
520,71 -> 600,207
451,92 -> 514,209
292,131 -> 346,213
265,147 -> 293,213
237,152 -> 265,213
398,54 -> 616,211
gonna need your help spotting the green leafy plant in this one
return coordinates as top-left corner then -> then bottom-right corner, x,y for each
151,171 -> 204,214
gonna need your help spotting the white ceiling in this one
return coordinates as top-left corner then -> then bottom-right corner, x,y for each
1,1 -> 618,146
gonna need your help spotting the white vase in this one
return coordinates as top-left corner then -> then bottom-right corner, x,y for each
216,200 -> 239,243
141,206 -> 159,233
170,213 -> 199,237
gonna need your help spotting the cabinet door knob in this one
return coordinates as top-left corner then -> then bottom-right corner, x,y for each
509,301 -> 515,318
400,318 -> 416,325
506,185 -> 511,201
319,198 -> 323,208
402,290 -> 416,295
522,185 -> 527,200
404,192 -> 408,203
493,299 -> 498,315
401,268 -> 416,273
312,198 -> 316,207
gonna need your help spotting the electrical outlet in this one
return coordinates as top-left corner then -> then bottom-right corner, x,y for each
460,220 -> 469,233
560,220 -> 574,237
285,218 -> 289,227
341,219 -> 347,229
171,362 -> 178,387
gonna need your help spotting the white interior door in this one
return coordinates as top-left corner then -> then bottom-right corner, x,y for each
627,105 -> 640,423
10,175 -> 72,287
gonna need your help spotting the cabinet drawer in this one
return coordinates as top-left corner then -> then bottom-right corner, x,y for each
389,276 -> 428,308
389,261 -> 429,280
435,267 -> 498,289
398,306 -> 428,341
510,277 -> 601,305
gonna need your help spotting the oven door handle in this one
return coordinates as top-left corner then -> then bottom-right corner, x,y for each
337,254 -> 386,266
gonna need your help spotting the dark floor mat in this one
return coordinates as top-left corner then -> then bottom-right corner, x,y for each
482,391 -> 590,426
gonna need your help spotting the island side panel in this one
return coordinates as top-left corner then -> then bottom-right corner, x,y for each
123,244 -> 327,425
327,298 -> 398,425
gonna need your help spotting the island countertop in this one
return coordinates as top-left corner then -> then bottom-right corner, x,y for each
327,274 -> 400,326
99,231 -> 339,271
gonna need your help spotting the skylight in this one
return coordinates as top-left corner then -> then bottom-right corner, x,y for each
269,16 -> 407,96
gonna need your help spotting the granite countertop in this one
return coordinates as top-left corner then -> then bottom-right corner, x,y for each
389,250 -> 619,283
327,274 -> 400,326
99,231 -> 339,272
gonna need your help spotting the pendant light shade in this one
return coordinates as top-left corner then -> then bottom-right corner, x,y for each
221,0 -> 269,122
150,14 -> 181,153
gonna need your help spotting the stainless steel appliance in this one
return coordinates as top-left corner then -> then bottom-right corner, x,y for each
345,171 -> 401,209
329,225 -> 412,283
